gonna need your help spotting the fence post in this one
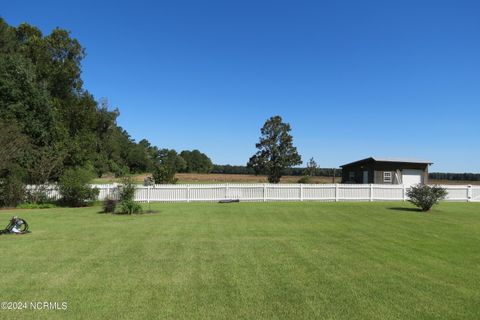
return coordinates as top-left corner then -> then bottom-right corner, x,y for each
369,184 -> 373,202
403,185 -> 407,201
106,184 -> 111,199
335,184 -> 339,202
467,185 -> 472,202
187,185 -> 190,203
300,184 -> 303,202
263,184 -> 267,202
147,185 -> 150,203
225,184 -> 229,200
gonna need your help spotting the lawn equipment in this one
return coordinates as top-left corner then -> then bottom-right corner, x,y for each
0,216 -> 30,235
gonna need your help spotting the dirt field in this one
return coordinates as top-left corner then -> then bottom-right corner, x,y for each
93,173 -> 341,184
93,173 -> 480,185
429,179 -> 480,185
176,173 -> 341,184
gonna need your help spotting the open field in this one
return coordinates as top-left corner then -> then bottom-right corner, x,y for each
93,173 -> 342,184
1,202 -> 479,319
429,179 -> 480,185
93,172 -> 480,185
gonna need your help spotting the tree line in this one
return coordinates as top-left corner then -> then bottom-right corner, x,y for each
0,19 -> 213,206
429,172 -> 480,182
211,164 -> 340,177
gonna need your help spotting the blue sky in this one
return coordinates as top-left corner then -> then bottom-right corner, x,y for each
2,0 -> 480,172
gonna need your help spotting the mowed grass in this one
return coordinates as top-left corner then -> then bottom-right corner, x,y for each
1,202 -> 479,319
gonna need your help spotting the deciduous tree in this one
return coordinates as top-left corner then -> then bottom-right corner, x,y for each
306,157 -> 318,177
247,116 -> 302,183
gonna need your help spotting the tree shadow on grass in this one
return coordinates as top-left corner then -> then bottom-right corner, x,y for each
388,207 -> 423,213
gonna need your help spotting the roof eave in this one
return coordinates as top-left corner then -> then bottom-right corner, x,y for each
340,157 -> 375,168
341,157 -> 433,167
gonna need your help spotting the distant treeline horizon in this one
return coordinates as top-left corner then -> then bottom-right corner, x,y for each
212,165 -> 339,177
211,165 -> 480,181
428,172 -> 480,181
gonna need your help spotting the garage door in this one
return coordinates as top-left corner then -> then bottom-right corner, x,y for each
402,169 -> 423,187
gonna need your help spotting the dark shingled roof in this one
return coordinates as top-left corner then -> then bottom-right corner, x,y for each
341,157 -> 433,168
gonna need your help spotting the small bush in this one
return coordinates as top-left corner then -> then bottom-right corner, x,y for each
25,185 -> 52,204
119,176 -> 136,202
117,176 -> 141,214
0,171 -> 25,207
143,176 -> 155,186
407,184 -> 447,211
102,197 -> 117,213
298,176 -> 312,184
120,199 -> 142,214
58,167 -> 99,207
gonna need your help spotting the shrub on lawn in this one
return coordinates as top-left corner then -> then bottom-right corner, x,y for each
407,184 -> 447,211
102,197 -> 117,213
120,199 -> 142,214
58,167 -> 99,207
118,176 -> 142,214
119,176 -> 136,201
25,185 -> 52,205
0,171 -> 26,207
143,176 -> 155,186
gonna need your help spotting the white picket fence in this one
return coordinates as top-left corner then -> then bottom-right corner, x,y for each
27,184 -> 480,203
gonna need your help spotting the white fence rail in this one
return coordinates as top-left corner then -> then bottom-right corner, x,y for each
27,184 -> 480,203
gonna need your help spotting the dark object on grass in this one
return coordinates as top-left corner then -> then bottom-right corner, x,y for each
102,197 -> 117,213
407,184 -> 447,211
219,199 -> 240,203
0,216 -> 30,235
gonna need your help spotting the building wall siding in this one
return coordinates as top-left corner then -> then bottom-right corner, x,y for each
342,160 -> 429,185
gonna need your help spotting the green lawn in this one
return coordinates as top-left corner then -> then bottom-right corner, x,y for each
1,202 -> 479,319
